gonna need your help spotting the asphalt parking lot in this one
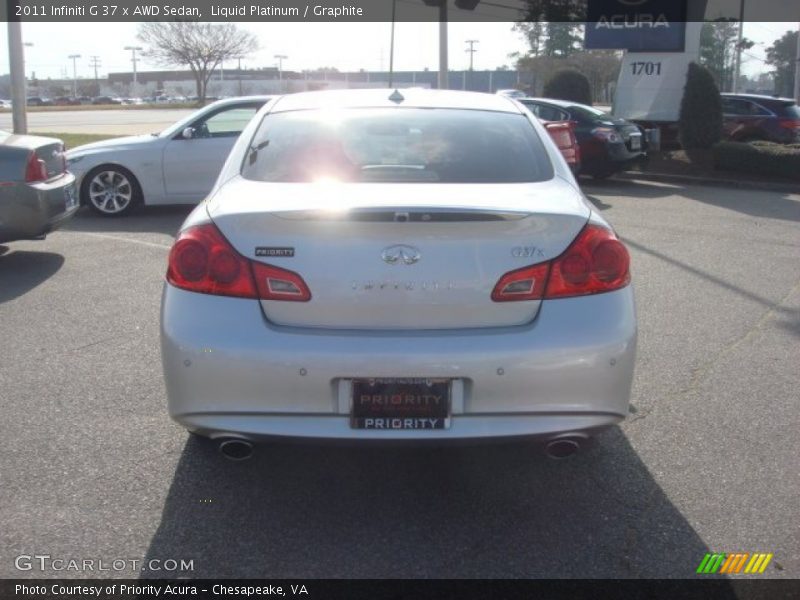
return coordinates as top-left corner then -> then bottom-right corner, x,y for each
1,179 -> 798,579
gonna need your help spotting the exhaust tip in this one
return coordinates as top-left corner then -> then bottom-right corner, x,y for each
544,436 -> 585,459
218,438 -> 254,461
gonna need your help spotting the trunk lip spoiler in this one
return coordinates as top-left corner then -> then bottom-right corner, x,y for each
266,206 -> 533,222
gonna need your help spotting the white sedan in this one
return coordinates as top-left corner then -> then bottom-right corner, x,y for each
66,96 -> 272,216
160,88 -> 636,460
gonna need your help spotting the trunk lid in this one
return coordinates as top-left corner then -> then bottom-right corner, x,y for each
208,177 -> 590,330
2,133 -> 66,181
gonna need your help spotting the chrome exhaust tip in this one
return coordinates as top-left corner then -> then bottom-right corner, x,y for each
544,435 -> 586,459
218,438 -> 254,461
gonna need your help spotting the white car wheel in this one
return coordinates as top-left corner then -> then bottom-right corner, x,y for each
84,167 -> 139,216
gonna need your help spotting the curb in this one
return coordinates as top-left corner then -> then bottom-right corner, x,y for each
613,171 -> 799,193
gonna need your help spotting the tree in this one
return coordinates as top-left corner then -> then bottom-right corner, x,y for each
698,20 -> 756,93
544,23 -> 583,57
765,29 -> 798,97
678,62 -> 723,150
513,22 -> 545,57
137,22 -> 257,104
543,69 -> 592,104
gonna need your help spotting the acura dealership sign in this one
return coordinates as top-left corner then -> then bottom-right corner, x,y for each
585,0 -> 688,52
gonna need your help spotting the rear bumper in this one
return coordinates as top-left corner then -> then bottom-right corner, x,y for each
160,284 -> 637,441
0,174 -> 77,243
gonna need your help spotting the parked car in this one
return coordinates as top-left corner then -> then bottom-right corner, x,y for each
26,97 -> 53,107
542,119 -> 581,175
91,96 -> 122,105
53,96 -> 81,106
0,130 -> 78,243
66,96 -> 273,216
0,99 -> 11,109
519,101 -> 581,173
721,93 -> 800,144
519,98 -> 646,179
160,89 -> 636,459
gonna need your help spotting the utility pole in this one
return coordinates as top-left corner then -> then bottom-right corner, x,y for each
794,22 -> 800,102
732,0 -> 745,93
465,39 -> 479,71
124,46 -> 142,96
68,54 -> 81,97
7,20 -> 27,133
438,3 -> 448,90
89,56 -> 101,87
388,0 -> 396,87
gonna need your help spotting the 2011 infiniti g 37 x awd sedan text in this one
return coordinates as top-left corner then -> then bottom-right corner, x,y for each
160,89 -> 637,459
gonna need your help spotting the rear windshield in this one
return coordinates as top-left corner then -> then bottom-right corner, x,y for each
568,105 -> 613,122
241,108 -> 553,183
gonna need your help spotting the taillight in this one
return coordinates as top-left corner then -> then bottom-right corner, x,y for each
167,223 -> 311,301
491,263 -> 550,302
253,263 -> 312,301
592,128 -> 622,143
491,224 -> 630,302
545,224 -> 630,298
25,151 -> 48,183
778,118 -> 800,129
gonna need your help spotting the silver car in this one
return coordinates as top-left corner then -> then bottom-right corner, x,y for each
160,89 -> 636,460
66,96 -> 272,216
0,130 -> 77,243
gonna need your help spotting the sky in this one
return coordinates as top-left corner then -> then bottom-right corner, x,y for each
0,21 -> 792,81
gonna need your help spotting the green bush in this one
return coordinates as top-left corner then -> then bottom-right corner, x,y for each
543,70 -> 592,105
678,62 -> 723,150
714,141 -> 800,180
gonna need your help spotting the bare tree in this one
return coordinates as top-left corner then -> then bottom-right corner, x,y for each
137,22 -> 257,104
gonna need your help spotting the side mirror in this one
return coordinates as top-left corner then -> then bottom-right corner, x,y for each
181,127 -> 195,140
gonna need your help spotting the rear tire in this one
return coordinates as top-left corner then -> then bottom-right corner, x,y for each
81,165 -> 142,217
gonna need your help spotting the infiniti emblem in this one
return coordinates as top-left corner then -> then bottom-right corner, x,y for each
381,244 -> 421,265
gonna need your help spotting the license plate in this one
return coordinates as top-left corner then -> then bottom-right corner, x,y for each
629,135 -> 641,150
351,378 -> 451,430
64,185 -> 78,210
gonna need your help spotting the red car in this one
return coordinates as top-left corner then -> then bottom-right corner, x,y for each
542,119 -> 581,176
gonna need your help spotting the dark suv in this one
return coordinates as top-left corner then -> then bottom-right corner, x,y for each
721,94 -> 800,144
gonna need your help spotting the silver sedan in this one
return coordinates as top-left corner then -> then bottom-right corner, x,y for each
65,96 -> 272,216
160,89 -> 637,460
0,130 -> 77,244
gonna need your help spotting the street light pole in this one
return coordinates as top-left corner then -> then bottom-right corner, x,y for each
234,56 -> 244,96
124,46 -> 142,96
68,54 -> 81,97
274,54 -> 287,88
7,20 -> 27,133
